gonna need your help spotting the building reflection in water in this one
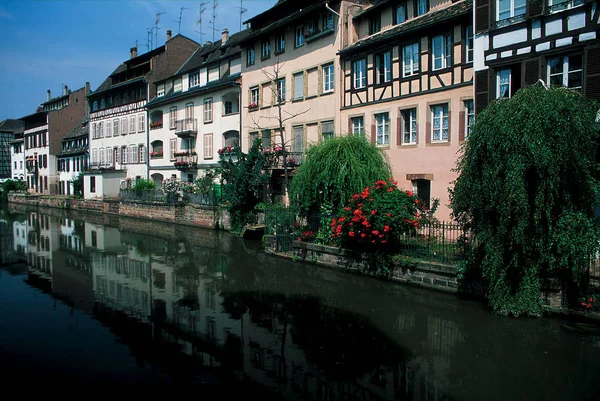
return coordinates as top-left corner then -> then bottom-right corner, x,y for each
4,208 -> 599,400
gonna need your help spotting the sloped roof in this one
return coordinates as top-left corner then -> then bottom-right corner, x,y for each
0,119 -> 24,133
340,0 -> 472,56
146,75 -> 239,109
63,117 -> 89,140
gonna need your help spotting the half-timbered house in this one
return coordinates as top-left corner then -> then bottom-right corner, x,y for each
474,0 -> 600,112
339,0 -> 474,219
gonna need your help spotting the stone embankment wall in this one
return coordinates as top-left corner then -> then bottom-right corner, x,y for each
7,193 -> 231,230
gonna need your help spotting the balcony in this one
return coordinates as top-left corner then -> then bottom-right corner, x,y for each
174,154 -> 198,171
175,118 -> 198,138
26,160 -> 38,174
267,151 -> 304,169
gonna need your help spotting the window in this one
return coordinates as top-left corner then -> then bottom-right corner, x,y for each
432,34 -> 452,70
100,122 -> 105,138
43,154 -> 47,168
189,72 -> 200,87
497,0 -> 526,23
295,25 -> 305,47
400,109 -> 417,145
276,78 -> 286,104
90,177 -> 96,193
322,12 -> 334,31
353,59 -> 366,89
351,116 -> 364,135
107,149 -> 113,166
376,51 -> 391,84
431,104 -> 449,142
247,48 -> 255,66
92,101 -> 98,112
138,114 -> 145,132
170,138 -> 177,160
91,123 -> 97,139
121,147 -> 126,164
139,145 -> 145,163
113,119 -> 119,136
464,100 -> 474,138
250,87 -> 260,107
412,179 -> 430,209
496,69 -> 511,98
323,63 -> 334,92
395,4 -> 407,24
121,117 -> 128,135
402,43 -> 420,77
173,78 -> 182,93
92,149 -> 97,165
275,33 -> 285,53
321,120 -> 334,140
225,101 -> 234,114
369,13 -> 381,35
261,40 -> 271,59
106,120 -> 112,137
157,84 -> 165,97
548,0 -> 584,13
208,67 -> 219,82
185,103 -> 194,123
293,126 -> 304,153
547,54 -> 582,90
465,25 -> 473,64
375,113 -> 389,146
261,129 -> 272,147
293,73 -> 304,100
127,146 -> 136,164
170,107 -> 177,129
204,99 -> 213,122
416,0 -> 428,16
204,134 -> 213,159
129,116 -> 135,134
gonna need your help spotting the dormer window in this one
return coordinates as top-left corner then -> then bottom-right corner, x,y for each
395,3 -> 407,24
322,12 -> 334,31
261,40 -> 271,59
368,13 -> 381,35
174,78 -> 182,93
275,33 -> 285,54
295,25 -> 305,47
157,84 -> 165,97
247,47 -> 255,66
415,0 -> 428,16
208,67 -> 219,83
189,72 -> 200,87
496,0 -> 526,27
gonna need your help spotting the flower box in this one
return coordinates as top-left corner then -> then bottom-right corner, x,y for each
248,102 -> 258,110
150,121 -> 163,130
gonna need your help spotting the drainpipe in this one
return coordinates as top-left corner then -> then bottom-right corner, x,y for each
325,2 -> 340,18
146,82 -> 150,180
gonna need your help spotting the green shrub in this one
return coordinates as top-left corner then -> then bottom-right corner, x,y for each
451,85 -> 600,316
290,135 -> 391,217
133,178 -> 156,193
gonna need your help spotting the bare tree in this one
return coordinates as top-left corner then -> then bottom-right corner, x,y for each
247,58 -> 310,203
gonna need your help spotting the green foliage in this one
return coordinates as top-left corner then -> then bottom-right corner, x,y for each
451,85 -> 600,316
132,178 -> 156,193
331,180 -> 422,253
192,170 -> 216,195
71,173 -> 84,198
1,179 -> 27,202
313,202 -> 334,245
218,139 -> 270,233
290,135 -> 392,216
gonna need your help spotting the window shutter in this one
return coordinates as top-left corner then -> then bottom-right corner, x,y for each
415,122 -> 419,145
475,0 -> 490,34
523,57 -> 541,87
475,70 -> 490,114
348,118 -> 352,135
425,121 -> 431,144
370,124 -> 376,143
447,110 -> 452,142
527,0 -> 544,19
458,111 -> 465,142
396,117 -> 402,146
584,45 -> 600,103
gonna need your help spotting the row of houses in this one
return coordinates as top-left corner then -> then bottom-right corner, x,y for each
2,0 -> 598,219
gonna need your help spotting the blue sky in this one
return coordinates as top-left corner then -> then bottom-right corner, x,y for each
0,0 -> 276,121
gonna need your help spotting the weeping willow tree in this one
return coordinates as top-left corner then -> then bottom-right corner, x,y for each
451,85 -> 600,316
290,135 -> 392,216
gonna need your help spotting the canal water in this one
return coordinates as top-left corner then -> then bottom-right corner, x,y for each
1,206 -> 599,399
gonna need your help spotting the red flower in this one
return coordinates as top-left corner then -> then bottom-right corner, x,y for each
381,240 -> 387,244
361,233 -> 366,238
349,231 -> 355,237
372,230 -> 379,235
344,207 -> 351,211
384,225 -> 390,232
371,210 -> 377,215
405,190 -> 414,197
386,213 -> 391,217
581,302 -> 587,306
590,297 -> 594,303
388,187 -> 393,192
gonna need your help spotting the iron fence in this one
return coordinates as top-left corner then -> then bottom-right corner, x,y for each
185,192 -> 220,206
119,189 -> 165,202
399,222 -> 468,264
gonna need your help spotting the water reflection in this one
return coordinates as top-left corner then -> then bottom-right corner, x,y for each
1,207 -> 599,399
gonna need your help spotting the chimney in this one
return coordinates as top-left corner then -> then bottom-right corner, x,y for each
222,28 -> 229,44
166,30 -> 172,41
130,47 -> 138,59
47,90 -> 51,102
63,85 -> 68,96
85,81 -> 90,95
205,41 -> 213,47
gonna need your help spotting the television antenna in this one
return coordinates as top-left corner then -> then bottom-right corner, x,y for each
196,2 -> 209,44
155,12 -> 166,47
176,7 -> 189,34
209,0 -> 218,42
238,0 -> 247,32
146,27 -> 154,50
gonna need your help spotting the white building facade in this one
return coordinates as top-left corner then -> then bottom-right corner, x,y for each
10,137 -> 24,181
147,30 -> 242,186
